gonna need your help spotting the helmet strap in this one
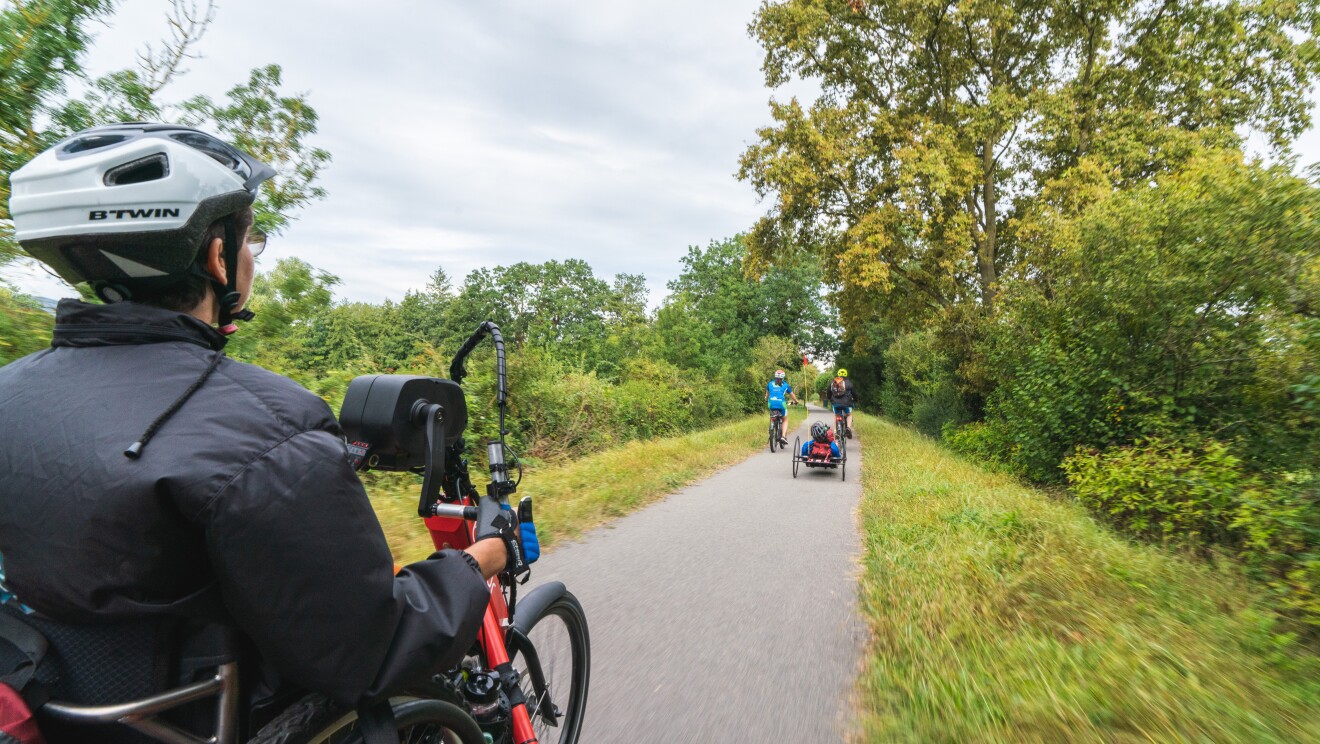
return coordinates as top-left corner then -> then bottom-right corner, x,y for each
213,217 -> 254,334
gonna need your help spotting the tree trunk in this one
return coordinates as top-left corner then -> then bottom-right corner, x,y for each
979,132 -> 998,313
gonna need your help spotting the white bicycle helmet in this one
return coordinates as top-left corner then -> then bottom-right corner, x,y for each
10,122 -> 275,306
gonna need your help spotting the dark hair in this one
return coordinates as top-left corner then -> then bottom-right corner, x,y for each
136,207 -> 254,312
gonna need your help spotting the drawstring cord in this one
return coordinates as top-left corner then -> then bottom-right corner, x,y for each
124,350 -> 226,459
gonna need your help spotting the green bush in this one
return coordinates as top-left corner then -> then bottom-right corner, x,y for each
942,421 -> 1006,468
880,331 -> 967,437
1065,439 -> 1320,629
1064,438 -> 1247,544
0,289 -> 54,366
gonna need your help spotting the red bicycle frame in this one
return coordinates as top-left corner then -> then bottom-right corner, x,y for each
424,510 -> 538,744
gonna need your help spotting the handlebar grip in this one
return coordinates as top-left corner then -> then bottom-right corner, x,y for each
431,504 -> 478,520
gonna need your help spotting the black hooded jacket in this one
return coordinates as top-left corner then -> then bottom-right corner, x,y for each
0,300 -> 490,706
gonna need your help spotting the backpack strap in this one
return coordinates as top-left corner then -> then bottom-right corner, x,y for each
0,612 -> 47,693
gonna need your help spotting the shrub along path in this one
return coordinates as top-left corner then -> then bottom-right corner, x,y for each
853,414 -> 1320,743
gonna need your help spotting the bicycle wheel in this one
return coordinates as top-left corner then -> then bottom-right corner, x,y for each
768,418 -> 776,452
840,437 -> 847,481
509,591 -> 590,744
248,694 -> 484,744
792,436 -> 800,478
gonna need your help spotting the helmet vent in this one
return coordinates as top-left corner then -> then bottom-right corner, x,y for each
104,153 -> 170,186
63,134 -> 129,154
170,132 -> 250,180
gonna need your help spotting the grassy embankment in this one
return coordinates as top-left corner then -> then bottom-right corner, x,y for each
853,413 -> 1320,743
367,407 -> 806,562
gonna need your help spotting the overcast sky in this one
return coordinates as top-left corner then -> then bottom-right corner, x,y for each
9,0 -> 819,304
8,0 -> 1320,305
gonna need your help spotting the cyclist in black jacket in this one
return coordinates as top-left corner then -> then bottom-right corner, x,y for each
0,124 -> 506,725
828,368 -> 858,438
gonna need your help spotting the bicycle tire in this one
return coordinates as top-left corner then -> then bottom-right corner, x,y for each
792,436 -> 800,478
247,694 -> 484,744
508,591 -> 590,744
768,419 -> 777,453
840,437 -> 847,481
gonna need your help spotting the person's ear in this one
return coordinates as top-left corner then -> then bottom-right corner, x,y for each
204,236 -> 227,285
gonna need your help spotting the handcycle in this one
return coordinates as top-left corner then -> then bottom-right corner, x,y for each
22,322 -> 588,744
791,431 -> 847,481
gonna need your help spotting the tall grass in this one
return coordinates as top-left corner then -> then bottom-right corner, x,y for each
853,414 -> 1320,743
367,407 -> 805,562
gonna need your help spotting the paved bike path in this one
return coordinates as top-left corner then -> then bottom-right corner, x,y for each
528,405 -> 865,742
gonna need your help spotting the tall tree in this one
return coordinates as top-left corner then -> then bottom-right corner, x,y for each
663,235 -> 834,362
740,0 -> 1320,330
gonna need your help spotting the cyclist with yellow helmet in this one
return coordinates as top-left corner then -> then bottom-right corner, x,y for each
827,368 -> 858,438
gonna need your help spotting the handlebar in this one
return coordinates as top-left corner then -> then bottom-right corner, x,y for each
449,321 -> 507,407
432,503 -> 479,520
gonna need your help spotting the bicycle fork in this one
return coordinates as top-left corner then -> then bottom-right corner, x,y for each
480,592 -> 539,744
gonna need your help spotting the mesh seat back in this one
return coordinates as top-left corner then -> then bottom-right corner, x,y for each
0,606 -> 241,744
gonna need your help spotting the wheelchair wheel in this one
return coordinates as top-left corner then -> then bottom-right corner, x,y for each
247,693 -> 484,744
792,436 -> 800,478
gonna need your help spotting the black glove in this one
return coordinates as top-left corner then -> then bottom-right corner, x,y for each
474,495 -> 527,577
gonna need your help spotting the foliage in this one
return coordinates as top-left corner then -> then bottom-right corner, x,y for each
654,236 -> 833,374
854,414 -> 1320,742
0,287 -> 53,365
0,0 -> 114,263
978,153 -> 1320,480
741,0 -> 1320,333
447,258 -> 648,376
1065,438 -> 1256,545
878,330 -> 966,436
1066,439 -> 1320,629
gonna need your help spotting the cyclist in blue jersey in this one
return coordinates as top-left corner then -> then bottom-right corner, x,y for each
765,369 -> 800,446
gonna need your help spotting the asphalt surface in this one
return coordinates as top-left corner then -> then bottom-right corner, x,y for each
527,405 -> 865,743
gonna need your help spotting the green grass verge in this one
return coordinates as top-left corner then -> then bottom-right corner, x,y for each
366,407 -> 806,563
853,413 -> 1320,743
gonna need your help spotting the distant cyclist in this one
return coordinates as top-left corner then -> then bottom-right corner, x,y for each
828,368 -> 858,438
765,369 -> 800,446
